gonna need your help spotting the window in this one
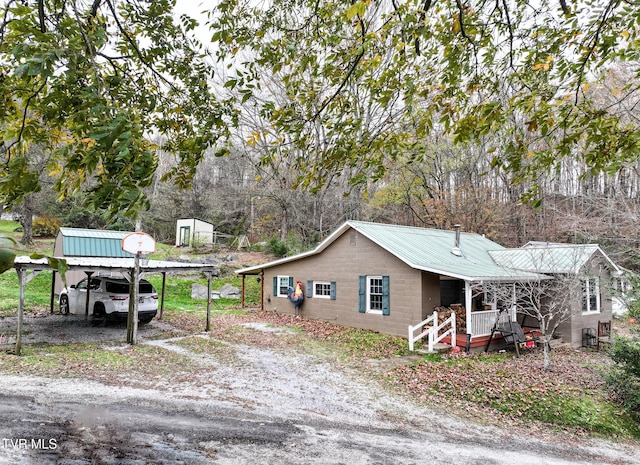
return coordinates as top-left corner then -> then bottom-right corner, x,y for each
359,275 -> 390,315
274,276 -> 293,297
582,277 -> 600,313
313,281 -> 332,298
367,276 -> 383,313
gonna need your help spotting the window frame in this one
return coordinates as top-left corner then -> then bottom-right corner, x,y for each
276,275 -> 292,298
582,277 -> 601,314
366,275 -> 384,314
313,281 -> 332,299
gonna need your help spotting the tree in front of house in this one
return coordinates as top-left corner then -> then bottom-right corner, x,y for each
484,246 -> 604,370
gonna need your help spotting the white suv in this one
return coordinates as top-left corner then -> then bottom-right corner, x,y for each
59,276 -> 158,323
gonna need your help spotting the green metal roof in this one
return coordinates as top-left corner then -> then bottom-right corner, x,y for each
59,228 -> 135,258
237,221 -> 548,282
345,221 -> 545,281
489,243 -> 619,275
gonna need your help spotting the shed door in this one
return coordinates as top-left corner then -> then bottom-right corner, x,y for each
179,226 -> 191,247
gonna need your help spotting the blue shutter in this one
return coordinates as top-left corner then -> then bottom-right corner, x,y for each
330,282 -> 336,300
306,280 -> 313,298
382,275 -> 390,316
358,276 -> 366,313
273,276 -> 278,296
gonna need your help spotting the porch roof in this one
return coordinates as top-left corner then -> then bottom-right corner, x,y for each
237,221 -> 549,282
489,243 -> 622,275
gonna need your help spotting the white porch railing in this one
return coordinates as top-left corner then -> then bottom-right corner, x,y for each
469,308 -> 512,337
469,310 -> 498,337
408,312 -> 437,352
408,311 -> 456,352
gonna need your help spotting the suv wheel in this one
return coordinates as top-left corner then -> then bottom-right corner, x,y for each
60,295 -> 69,315
93,302 -> 106,319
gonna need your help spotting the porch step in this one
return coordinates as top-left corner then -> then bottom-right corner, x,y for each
432,343 -> 452,353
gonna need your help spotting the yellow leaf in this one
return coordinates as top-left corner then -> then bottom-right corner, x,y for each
81,137 -> 96,148
48,165 -> 63,177
532,62 -> 550,71
526,151 -> 534,159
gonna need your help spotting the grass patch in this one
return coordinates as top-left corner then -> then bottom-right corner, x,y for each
172,335 -> 232,356
0,270 -> 56,317
145,274 -> 261,312
0,342 -> 195,379
327,328 -> 412,358
0,220 -> 21,235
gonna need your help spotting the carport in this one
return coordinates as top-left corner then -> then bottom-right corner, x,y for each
11,256 -> 220,355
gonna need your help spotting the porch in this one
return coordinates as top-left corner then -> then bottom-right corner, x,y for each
409,306 -> 540,352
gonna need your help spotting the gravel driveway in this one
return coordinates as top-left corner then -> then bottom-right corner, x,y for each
0,314 -> 639,464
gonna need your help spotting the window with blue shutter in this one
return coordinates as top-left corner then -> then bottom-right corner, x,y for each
359,275 -> 390,315
275,275 -> 293,297
311,281 -> 333,299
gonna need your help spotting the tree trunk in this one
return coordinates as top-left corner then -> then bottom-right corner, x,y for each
280,207 -> 287,242
20,195 -> 34,246
541,335 -> 552,371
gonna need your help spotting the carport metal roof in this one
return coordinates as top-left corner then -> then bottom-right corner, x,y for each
11,255 -> 221,355
14,255 -> 220,274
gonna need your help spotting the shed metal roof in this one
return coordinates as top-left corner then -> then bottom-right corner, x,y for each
237,221 -> 548,282
58,228 -> 134,258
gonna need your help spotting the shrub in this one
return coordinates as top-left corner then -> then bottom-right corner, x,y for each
607,328 -> 640,421
267,237 -> 288,257
32,215 -> 62,237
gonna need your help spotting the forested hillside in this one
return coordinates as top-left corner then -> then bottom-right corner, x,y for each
2,1 -> 639,270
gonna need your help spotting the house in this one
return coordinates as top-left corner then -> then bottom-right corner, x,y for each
175,218 -> 215,247
53,227 -> 135,293
236,221 -> 621,349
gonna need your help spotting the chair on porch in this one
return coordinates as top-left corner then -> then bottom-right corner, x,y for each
597,320 -> 612,350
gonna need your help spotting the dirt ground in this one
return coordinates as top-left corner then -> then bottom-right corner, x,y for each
1,314 -> 639,464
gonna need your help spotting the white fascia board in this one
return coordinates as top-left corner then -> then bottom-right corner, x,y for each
236,222 -> 354,275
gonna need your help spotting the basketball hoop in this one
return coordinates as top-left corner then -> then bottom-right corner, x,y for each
122,232 -> 156,255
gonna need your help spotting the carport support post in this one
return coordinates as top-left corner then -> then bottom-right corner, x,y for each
158,272 -> 167,320
126,252 -> 140,344
50,271 -> 56,314
15,268 -> 25,356
205,271 -> 212,332
84,271 -> 94,321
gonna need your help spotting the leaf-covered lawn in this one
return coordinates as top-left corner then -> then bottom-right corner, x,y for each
212,311 -> 640,439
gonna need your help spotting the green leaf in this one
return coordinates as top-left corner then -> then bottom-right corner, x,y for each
0,248 -> 16,274
345,2 -> 366,20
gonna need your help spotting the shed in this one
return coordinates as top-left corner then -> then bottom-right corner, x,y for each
175,218 -> 215,247
53,228 -> 135,293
